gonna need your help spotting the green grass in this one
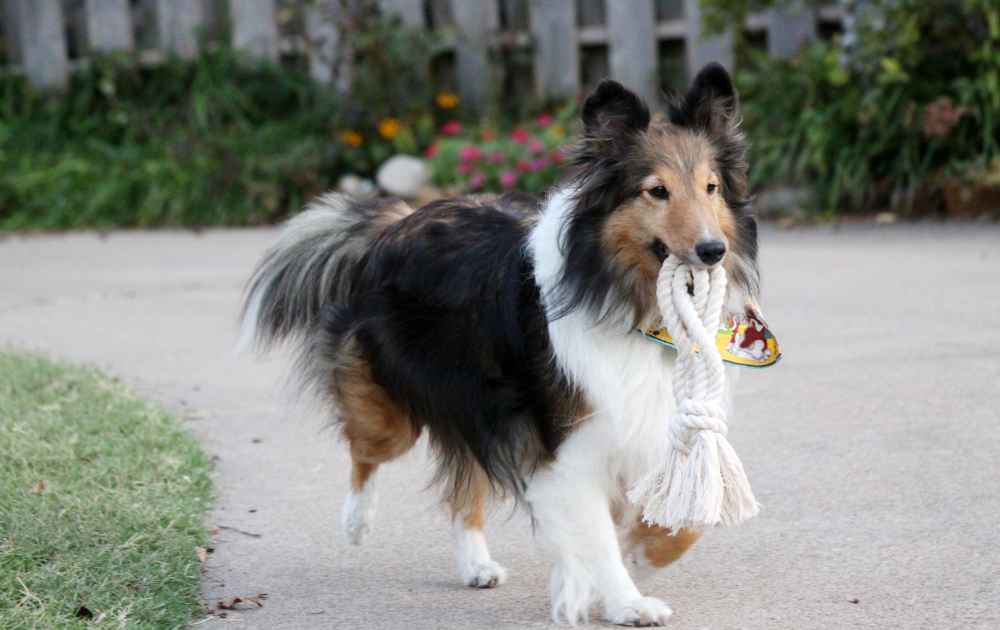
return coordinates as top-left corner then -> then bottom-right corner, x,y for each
0,353 -> 212,629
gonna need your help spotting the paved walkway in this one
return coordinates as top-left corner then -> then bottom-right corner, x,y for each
2,223 -> 998,629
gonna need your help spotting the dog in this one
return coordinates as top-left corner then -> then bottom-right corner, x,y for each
240,63 -> 759,626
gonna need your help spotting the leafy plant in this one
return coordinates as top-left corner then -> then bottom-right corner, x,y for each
708,0 -> 1000,213
331,7 -> 452,174
0,49 -> 340,229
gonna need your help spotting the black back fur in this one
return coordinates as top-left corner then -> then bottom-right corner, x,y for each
322,197 -> 577,500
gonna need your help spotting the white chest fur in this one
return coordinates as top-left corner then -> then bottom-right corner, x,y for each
527,188 -> 738,486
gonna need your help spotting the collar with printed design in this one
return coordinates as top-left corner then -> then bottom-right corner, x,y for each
642,302 -> 782,368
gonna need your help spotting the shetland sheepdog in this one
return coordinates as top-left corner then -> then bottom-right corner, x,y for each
240,63 -> 759,626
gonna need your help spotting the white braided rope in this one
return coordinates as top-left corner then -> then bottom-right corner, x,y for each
627,257 -> 760,531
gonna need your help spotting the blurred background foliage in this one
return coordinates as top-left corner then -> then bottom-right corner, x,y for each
0,49 -> 338,229
707,0 -> 999,215
1,0 -> 997,229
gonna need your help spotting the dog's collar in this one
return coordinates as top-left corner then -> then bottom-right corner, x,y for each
641,302 -> 782,368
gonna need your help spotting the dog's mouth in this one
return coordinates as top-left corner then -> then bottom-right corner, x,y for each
650,239 -> 669,263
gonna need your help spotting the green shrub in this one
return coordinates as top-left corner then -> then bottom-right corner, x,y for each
0,49 -> 343,229
708,0 -> 1000,214
331,9 -> 451,175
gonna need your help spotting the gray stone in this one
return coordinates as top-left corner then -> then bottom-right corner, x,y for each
375,155 -> 431,198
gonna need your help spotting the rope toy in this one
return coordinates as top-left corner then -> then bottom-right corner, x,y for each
628,256 -> 760,531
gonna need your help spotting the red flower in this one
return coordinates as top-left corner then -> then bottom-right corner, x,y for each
516,159 -> 532,173
441,120 -> 463,136
481,128 -> 497,141
458,146 -> 483,162
536,113 -> 553,127
425,143 -> 439,158
468,172 -> 486,189
500,170 -> 518,188
488,151 -> 506,164
511,127 -> 531,144
549,148 -> 564,164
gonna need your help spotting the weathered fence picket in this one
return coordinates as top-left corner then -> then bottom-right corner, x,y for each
1,0 -> 843,105
530,0 -> 580,101
305,0 -> 340,85
607,0 -> 658,104
4,0 -> 69,89
683,0 -> 733,80
82,0 -> 134,54
451,0 -> 499,111
768,3 -> 817,58
152,0 -> 205,59
230,0 -> 279,61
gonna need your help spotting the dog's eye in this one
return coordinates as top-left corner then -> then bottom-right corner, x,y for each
706,183 -> 718,195
648,186 -> 670,201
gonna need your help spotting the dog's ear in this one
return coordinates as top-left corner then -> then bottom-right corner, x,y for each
671,63 -> 751,214
671,63 -> 740,134
582,80 -> 651,137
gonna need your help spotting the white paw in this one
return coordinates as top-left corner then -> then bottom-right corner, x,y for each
341,489 -> 376,545
605,596 -> 673,627
549,561 -> 597,624
460,559 -> 508,589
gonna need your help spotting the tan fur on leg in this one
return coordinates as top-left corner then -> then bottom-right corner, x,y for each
335,349 -> 419,544
450,466 -> 507,588
626,517 -> 702,578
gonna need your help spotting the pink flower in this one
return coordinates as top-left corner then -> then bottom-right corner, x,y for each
457,162 -> 473,174
488,151 -> 506,164
528,139 -> 545,155
440,120 -> 463,136
536,113 -> 553,127
458,145 -> 483,162
529,158 -> 547,172
468,172 -> 486,189
425,143 -> 439,158
500,170 -> 518,188
511,127 -> 531,144
549,148 -> 565,164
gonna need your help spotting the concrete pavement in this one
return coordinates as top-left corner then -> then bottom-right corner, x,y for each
2,222 -> 998,629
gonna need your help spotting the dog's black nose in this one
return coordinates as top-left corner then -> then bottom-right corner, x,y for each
695,240 -> 727,265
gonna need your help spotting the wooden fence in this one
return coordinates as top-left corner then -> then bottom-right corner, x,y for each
0,1 -> 843,107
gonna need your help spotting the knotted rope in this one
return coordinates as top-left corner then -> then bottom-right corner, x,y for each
627,257 -> 759,531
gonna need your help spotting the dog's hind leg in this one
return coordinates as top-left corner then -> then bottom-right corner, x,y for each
335,353 -> 420,545
342,459 -> 379,545
449,469 -> 508,588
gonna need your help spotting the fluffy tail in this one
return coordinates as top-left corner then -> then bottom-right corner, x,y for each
238,193 -> 413,354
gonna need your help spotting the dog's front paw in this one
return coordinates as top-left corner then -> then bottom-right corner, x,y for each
460,559 -> 508,589
605,596 -> 673,627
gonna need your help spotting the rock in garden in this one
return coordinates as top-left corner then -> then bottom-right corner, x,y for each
376,156 -> 430,198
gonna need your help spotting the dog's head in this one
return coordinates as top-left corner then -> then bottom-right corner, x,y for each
556,64 -> 759,326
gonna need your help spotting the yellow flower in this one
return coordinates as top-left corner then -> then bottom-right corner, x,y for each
377,117 -> 402,139
550,124 -> 566,139
338,130 -> 363,147
436,91 -> 460,109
